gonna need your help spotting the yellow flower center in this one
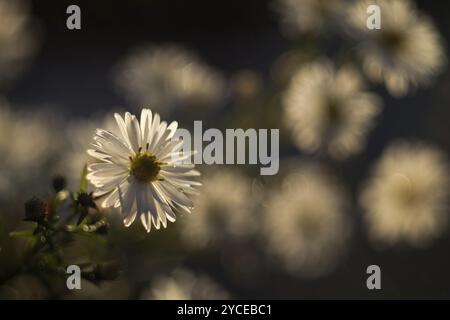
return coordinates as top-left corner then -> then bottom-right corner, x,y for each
130,152 -> 161,182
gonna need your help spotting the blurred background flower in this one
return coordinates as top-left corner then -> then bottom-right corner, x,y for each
345,0 -> 446,96
283,60 -> 381,159
275,0 -> 346,37
114,44 -> 226,114
180,169 -> 256,249
0,99 -> 61,202
0,0 -> 41,87
142,268 -> 230,300
262,165 -> 351,277
360,141 -> 450,248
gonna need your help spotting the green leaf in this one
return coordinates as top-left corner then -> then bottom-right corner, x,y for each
79,163 -> 88,193
9,230 -> 34,238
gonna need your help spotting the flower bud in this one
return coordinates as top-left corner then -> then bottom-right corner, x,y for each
52,175 -> 67,193
76,192 -> 97,210
95,222 -> 110,235
24,197 -> 46,222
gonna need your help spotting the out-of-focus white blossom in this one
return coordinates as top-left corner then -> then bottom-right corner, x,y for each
345,0 -> 446,97
283,60 -> 381,159
262,165 -> 350,277
360,141 -> 450,247
0,100 -> 60,199
0,0 -> 40,84
275,0 -> 346,37
114,45 -> 226,113
180,169 -> 256,249
143,268 -> 230,300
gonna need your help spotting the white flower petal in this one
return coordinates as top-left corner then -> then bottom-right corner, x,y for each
119,178 -> 136,217
155,180 -> 193,208
146,112 -> 160,148
140,213 -> 151,232
155,139 -> 184,159
114,113 -> 131,147
124,211 -> 137,227
141,109 -> 152,145
125,112 -> 142,152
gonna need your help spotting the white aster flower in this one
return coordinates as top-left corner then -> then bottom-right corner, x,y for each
180,169 -> 256,249
283,60 -> 381,159
114,45 -> 226,113
87,108 -> 200,233
262,166 -> 350,277
275,0 -> 346,37
143,268 -> 230,300
360,141 -> 450,247
345,0 -> 446,97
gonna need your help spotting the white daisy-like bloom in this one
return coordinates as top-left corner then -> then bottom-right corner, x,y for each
0,0 -> 39,84
345,0 -> 446,97
180,169 -> 256,249
360,141 -> 450,247
262,166 -> 350,277
114,45 -> 226,113
86,108 -> 200,233
143,268 -> 230,300
275,0 -> 345,37
283,60 -> 381,159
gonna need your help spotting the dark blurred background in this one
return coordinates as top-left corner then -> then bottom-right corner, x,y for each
3,0 -> 450,298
